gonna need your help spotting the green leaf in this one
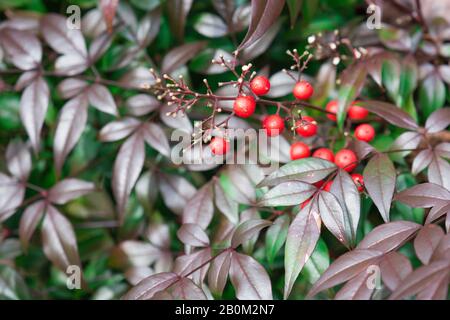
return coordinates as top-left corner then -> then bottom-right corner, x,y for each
301,237 -> 330,285
381,59 -> 400,100
419,74 -> 446,117
265,214 -> 290,264
287,0 -> 303,28
397,56 -> 418,108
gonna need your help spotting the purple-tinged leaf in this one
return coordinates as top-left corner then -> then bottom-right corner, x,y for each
334,270 -> 374,300
119,66 -> 155,89
173,248 -> 211,285
240,19 -> 282,62
0,28 -> 42,70
357,221 -> 421,253
112,133 -> 145,222
363,153 -> 396,222
230,251 -> 273,300
20,77 -> 49,153
48,178 -> 95,205
167,0 -> 193,42
425,202 -> 450,225
435,142 -> 450,159
177,223 -> 210,247
159,173 -> 197,216
357,101 -> 419,130
136,170 -> 159,213
428,155 -> 450,190
431,233 -> 450,262
125,267 -> 154,286
307,249 -> 384,298
136,9 -> 161,47
182,183 -> 213,229
89,32 -> 112,62
6,140 -> 31,181
122,272 -> 179,300
379,252 -> 412,291
126,94 -> 160,116
257,181 -> 316,207
53,95 -> 89,174
214,179 -> 239,225
194,13 -> 228,38
15,71 -> 38,91
19,200 -> 46,250
395,183 -> 450,208
170,277 -> 207,300
208,249 -> 232,295
87,84 -> 118,116
140,122 -> 171,158
100,0 -> 118,33
231,219 -> 272,249
412,149 -> 433,175
348,139 -> 375,160
99,117 -> 141,142
145,223 -> 170,249
0,174 -> 25,222
237,0 -> 286,50
258,158 -> 337,188
57,78 -> 88,99
414,224 -> 445,265
389,260 -> 450,300
417,272 -> 449,300
111,240 -> 159,268
82,9 -> 107,38
330,169 -> 360,246
160,103 -> 193,134
161,41 -> 207,75
284,200 -> 321,299
265,214 -> 290,265
390,131 -> 422,155
425,108 -> 450,133
41,205 -> 82,272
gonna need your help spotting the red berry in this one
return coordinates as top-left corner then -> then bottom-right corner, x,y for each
293,81 -> 314,100
325,100 -> 338,121
250,75 -> 270,96
354,124 -> 375,142
295,116 -> 318,137
323,181 -> 333,192
263,114 -> 285,137
351,173 -> 364,192
312,148 -> 334,162
233,96 -> 256,118
300,198 -> 311,209
290,142 -> 311,160
335,149 -> 358,172
348,102 -> 368,120
210,137 -> 230,155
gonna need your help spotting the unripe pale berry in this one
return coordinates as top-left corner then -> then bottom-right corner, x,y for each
348,102 -> 368,120
262,114 -> 285,137
233,96 -> 256,118
210,137 -> 230,155
325,100 -> 338,121
293,81 -> 314,100
354,124 -> 375,142
295,116 -> 317,137
290,142 -> 311,160
335,149 -> 357,172
312,148 -> 334,162
351,173 -> 364,192
250,75 -> 271,96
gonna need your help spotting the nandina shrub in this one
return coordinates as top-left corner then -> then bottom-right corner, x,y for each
0,0 -> 449,301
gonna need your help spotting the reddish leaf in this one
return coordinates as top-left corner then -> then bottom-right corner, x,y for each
363,153 -> 396,222
307,249 -> 384,298
417,272 -> 449,300
168,277 -> 207,300
41,205 -> 82,272
57,78 -> 88,99
208,249 -> 232,295
425,202 -> 450,225
182,182 -> 213,230
100,0 -> 118,33
230,251 -> 273,300
258,181 -> 316,207
357,221 -> 421,253
89,32 -> 113,62
140,122 -> 171,158
86,84 -> 118,116
53,95 -> 89,174
412,149 -> 433,175
159,173 -> 197,216
379,252 -> 413,291
0,174 -> 25,222
19,200 -> 46,250
177,224 -> 210,247
111,240 -> 159,268
390,132 -> 422,154
159,103 -> 193,134
435,142 -> 450,159
395,183 -> 450,208
167,0 -> 193,42
122,272 -> 179,300
414,225 -> 445,265
48,178 -> 95,205
99,117 -> 142,142
357,101 -> 419,130
145,223 -> 170,249
284,200 -> 321,299
428,155 -> 450,190
173,248 -> 211,285
126,94 -> 161,116
238,0 -> 286,50
161,41 -> 206,75
0,28 -> 42,70
231,219 -> 272,248
348,139 -> 375,160
425,108 -> 450,133
334,270 -> 374,300
6,140 -> 31,181
112,133 -> 146,222
431,233 -> 450,262
20,77 -> 49,153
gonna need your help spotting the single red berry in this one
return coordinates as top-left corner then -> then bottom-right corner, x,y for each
325,100 -> 338,121
293,81 -> 314,100
312,148 -> 334,162
210,137 -> 230,155
290,142 -> 311,160
295,116 -> 318,137
354,124 -> 375,142
351,173 -> 365,192
250,75 -> 271,96
323,181 -> 333,192
335,149 -> 358,172
348,102 -> 368,120
233,96 -> 256,118
300,198 -> 311,209
263,114 -> 285,137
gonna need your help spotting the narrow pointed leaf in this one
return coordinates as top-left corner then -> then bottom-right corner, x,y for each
182,182 -> 213,229
177,223 -> 210,247
48,178 -> 95,205
414,224 -> 445,265
19,200 -> 46,250
231,219 -> 272,248
258,181 -> 316,207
